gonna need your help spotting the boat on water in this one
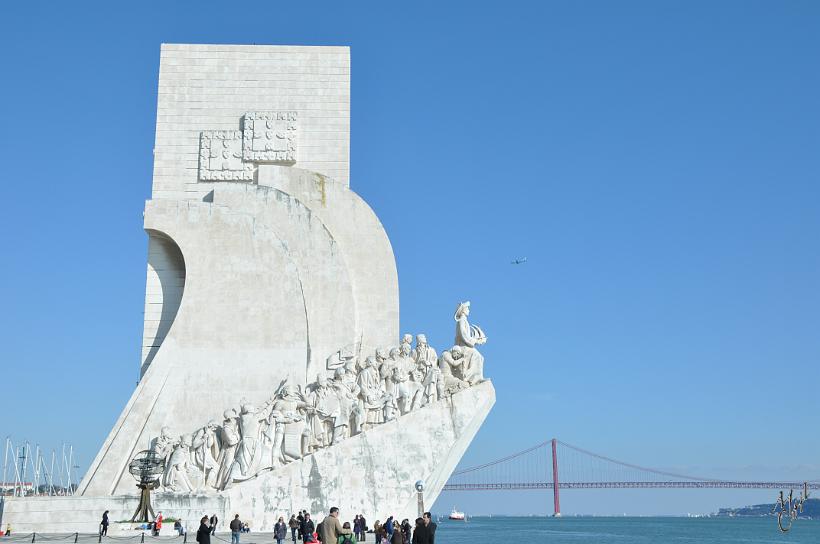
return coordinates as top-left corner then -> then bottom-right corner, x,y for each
448,508 -> 466,521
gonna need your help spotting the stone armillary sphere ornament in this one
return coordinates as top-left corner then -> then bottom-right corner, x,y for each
128,449 -> 164,522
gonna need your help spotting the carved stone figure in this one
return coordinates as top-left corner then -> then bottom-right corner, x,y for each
358,356 -> 387,428
397,342 -> 414,373
439,346 -> 469,395
334,367 -> 364,439
376,348 -> 392,391
214,409 -> 240,489
391,365 -> 419,415
268,385 -> 311,467
191,420 -> 220,488
454,301 -> 487,384
163,435 -> 195,492
308,374 -> 339,450
226,403 -> 271,486
151,426 -> 176,466
411,334 -> 438,368
400,333 -> 413,354
413,334 -> 442,405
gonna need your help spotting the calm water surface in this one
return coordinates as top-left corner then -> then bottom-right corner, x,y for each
434,516 -> 820,543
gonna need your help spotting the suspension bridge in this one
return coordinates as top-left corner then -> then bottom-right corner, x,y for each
443,439 -> 820,516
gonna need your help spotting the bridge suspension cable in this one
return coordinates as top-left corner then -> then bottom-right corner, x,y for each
442,437 -> 820,516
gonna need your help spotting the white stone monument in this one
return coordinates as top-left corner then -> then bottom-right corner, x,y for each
4,44 -> 494,532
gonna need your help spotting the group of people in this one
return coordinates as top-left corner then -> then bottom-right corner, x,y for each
98,506 -> 437,544
368,513 -> 437,544
148,301 -> 488,493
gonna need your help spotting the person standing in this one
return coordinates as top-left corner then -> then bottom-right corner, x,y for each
300,513 -> 315,543
275,517 -> 288,544
423,513 -> 436,544
319,507 -> 352,544
154,512 -> 164,536
196,516 -> 211,544
389,526 -> 403,544
210,514 -> 219,535
289,515 -> 299,543
229,514 -> 242,544
296,512 -> 305,539
358,515 -> 367,542
400,520 -> 411,544
410,520 -> 423,544
100,510 -> 110,536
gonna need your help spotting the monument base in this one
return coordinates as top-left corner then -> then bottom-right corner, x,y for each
3,382 -> 494,533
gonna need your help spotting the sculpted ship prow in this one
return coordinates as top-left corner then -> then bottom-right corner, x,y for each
146,305 -> 489,495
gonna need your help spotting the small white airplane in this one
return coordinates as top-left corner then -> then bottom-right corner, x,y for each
511,257 -> 527,265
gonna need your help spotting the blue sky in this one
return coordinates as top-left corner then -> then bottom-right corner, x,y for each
1,1 -> 818,515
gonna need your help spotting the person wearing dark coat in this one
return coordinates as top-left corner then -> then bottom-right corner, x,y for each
358,516 -> 367,542
196,517 -> 211,544
410,519 -> 425,544
210,515 -> 218,536
300,513 -> 316,543
410,513 -> 437,544
100,511 -> 110,536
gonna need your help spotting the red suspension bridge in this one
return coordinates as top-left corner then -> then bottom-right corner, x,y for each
443,439 -> 820,516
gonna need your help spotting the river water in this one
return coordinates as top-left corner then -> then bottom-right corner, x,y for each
434,516 -> 820,543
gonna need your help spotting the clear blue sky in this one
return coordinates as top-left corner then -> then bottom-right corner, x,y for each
1,1 -> 818,516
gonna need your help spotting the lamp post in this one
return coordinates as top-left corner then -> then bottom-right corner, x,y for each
415,480 -> 425,518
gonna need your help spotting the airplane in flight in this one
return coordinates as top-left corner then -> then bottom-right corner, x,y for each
511,257 -> 527,265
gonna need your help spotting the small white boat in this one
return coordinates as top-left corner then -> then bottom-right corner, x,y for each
448,508 -> 466,521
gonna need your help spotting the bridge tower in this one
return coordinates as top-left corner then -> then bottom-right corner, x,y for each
551,438 -> 561,517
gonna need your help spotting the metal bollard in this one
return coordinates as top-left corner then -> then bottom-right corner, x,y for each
99,531 -> 103,543
141,532 -> 145,543
31,533 -> 36,543
75,533 -> 79,543
183,532 -> 187,543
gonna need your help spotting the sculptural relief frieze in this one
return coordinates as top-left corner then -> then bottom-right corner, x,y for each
242,111 -> 297,163
198,131 -> 254,181
197,112 -> 298,182
142,302 -> 489,494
